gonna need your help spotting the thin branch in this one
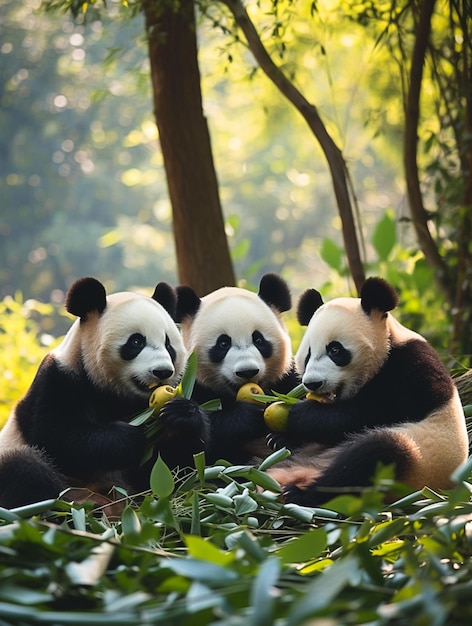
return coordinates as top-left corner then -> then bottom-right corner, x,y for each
218,0 -> 366,293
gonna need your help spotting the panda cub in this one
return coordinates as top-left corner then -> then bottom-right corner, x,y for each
0,277 -> 208,508
176,274 -> 299,464
268,277 -> 469,505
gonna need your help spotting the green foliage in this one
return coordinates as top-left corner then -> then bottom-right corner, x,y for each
1,456 -> 472,624
0,295 -> 67,427
320,209 -> 454,356
1,280 -> 472,623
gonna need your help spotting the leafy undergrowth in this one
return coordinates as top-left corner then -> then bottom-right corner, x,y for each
2,452 -> 472,625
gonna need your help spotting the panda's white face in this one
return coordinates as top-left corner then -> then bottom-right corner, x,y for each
186,288 -> 292,396
295,298 -> 390,401
56,293 -> 187,399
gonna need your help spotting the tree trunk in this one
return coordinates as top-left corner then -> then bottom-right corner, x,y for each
220,0 -> 366,294
143,0 -> 235,296
403,0 -> 453,302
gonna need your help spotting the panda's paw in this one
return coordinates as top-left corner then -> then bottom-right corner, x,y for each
266,432 -> 291,452
158,397 -> 209,439
281,483 -> 312,506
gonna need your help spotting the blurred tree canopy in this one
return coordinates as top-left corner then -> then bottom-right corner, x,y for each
1,0 -> 470,358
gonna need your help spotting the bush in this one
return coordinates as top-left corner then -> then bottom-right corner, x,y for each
0,294 -> 65,427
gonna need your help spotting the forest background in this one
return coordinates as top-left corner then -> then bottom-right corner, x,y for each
2,3 -> 472,623
1,0 -> 471,422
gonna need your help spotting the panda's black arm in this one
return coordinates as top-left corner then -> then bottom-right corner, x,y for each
286,400 -> 362,445
15,359 -> 147,476
42,418 -> 147,477
286,340 -> 458,445
205,401 -> 268,464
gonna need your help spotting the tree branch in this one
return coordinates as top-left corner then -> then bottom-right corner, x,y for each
219,0 -> 366,293
403,0 -> 453,302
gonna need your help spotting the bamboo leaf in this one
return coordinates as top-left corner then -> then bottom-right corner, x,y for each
180,350 -> 197,399
276,528 -> 327,564
150,455 -> 175,498
249,557 -> 280,626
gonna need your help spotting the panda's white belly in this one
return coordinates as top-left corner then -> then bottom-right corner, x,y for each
392,390 -> 468,490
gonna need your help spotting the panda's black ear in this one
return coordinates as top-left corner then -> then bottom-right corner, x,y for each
297,289 -> 324,326
175,286 -> 201,323
152,282 -> 177,318
361,277 -> 399,315
258,273 -> 291,313
66,277 -> 107,319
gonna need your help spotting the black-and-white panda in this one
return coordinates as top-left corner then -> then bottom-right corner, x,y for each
176,274 -> 299,464
0,277 -> 208,508
267,277 -> 469,506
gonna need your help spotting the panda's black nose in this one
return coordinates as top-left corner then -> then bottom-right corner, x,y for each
305,380 -> 323,391
236,368 -> 259,380
153,368 -> 174,381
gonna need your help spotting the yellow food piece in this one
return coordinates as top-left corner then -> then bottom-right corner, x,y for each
236,382 -> 265,403
263,401 -> 289,432
306,391 -> 331,404
306,391 -> 324,402
149,385 -> 178,412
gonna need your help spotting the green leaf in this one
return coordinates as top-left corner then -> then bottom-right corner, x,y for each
372,210 -> 396,261
258,447 -> 291,471
450,454 -> 472,483
180,349 -> 197,399
320,238 -> 344,271
129,407 -> 155,427
249,557 -> 280,626
190,491 -> 201,536
193,450 -> 206,485
287,556 -> 361,624
166,558 -> 239,584
121,506 -> 142,542
8,499 -> 58,519
233,490 -> 258,515
71,507 -> 87,532
184,534 -> 235,566
150,454 -> 175,498
220,466 -> 282,492
201,492 -> 234,509
200,398 -> 222,411
276,528 -> 327,564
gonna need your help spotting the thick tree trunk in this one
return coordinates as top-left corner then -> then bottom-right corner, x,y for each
143,0 -> 235,296
221,0 -> 366,294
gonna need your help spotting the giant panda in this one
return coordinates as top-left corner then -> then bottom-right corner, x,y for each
0,277 -> 208,508
175,274 -> 299,464
267,277 -> 469,506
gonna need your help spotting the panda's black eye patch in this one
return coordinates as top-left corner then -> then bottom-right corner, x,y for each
326,341 -> 351,367
252,330 -> 272,358
165,334 -> 176,364
209,334 -> 232,363
121,333 -> 146,361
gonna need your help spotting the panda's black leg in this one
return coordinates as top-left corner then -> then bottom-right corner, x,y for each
282,430 -> 413,507
0,446 -> 67,508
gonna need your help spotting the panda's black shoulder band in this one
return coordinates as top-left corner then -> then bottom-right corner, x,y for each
152,282 -> 177,318
258,273 -> 291,312
297,289 -> 324,326
175,285 -> 201,322
66,277 -> 107,318
361,277 -> 399,315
